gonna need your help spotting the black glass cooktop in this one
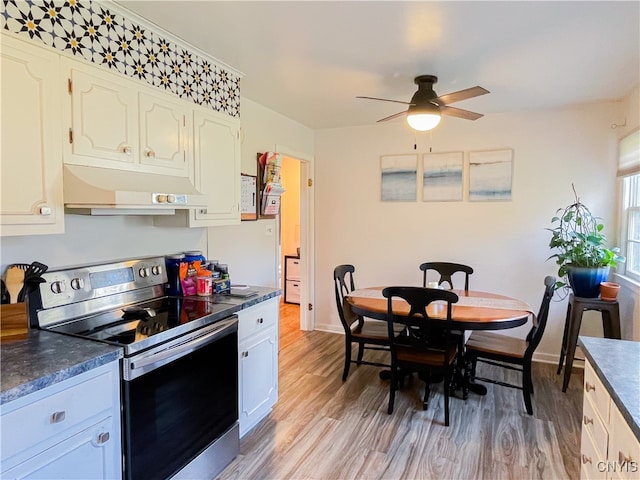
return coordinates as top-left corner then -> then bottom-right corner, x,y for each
49,297 -> 234,346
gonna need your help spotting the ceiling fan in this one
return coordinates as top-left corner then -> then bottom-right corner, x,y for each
357,75 -> 489,131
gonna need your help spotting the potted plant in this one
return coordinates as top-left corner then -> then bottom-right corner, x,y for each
547,185 -> 625,298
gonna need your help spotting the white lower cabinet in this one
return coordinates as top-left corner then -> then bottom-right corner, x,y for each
581,360 -> 640,480
238,297 -> 279,437
0,361 -> 122,480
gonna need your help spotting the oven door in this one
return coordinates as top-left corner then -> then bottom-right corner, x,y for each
122,316 -> 238,480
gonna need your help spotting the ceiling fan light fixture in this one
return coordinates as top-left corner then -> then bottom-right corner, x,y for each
406,112 -> 441,131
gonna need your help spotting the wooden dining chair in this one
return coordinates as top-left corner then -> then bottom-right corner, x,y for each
419,262 -> 474,290
465,276 -> 556,415
334,265 -> 401,381
382,286 -> 459,426
419,261 -> 473,397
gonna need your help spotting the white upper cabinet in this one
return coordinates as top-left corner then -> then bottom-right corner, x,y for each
139,92 -> 191,176
67,63 -> 138,168
190,109 -> 241,226
0,34 -> 64,236
64,59 -> 191,178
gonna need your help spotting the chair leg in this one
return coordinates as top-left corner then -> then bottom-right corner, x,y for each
422,380 -> 430,410
444,368 -> 450,427
357,343 -> 365,365
523,363 -> 533,415
342,339 -> 352,381
388,366 -> 397,414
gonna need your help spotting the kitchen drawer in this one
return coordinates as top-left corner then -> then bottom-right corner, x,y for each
608,403 -> 640,480
1,371 -> 113,462
584,362 -> 610,425
285,280 -> 301,304
285,257 -> 301,281
582,391 -> 608,462
237,298 -> 278,340
581,425 -> 607,480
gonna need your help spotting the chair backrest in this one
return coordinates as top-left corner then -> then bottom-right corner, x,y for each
334,264 -> 358,331
524,275 -> 556,359
419,262 -> 474,290
382,286 -> 459,354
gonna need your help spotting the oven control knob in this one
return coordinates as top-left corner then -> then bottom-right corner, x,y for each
151,265 -> 162,275
156,194 -> 167,203
167,194 -> 176,203
51,281 -> 66,294
70,278 -> 85,290
139,267 -> 150,278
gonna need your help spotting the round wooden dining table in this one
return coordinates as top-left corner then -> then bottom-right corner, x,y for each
345,287 -> 533,331
345,287 -> 534,396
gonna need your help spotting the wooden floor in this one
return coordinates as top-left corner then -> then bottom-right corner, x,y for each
219,301 -> 584,480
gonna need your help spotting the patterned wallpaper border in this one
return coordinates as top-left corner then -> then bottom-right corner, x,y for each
1,0 -> 241,118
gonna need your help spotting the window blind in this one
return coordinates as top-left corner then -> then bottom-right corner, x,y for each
617,129 -> 640,177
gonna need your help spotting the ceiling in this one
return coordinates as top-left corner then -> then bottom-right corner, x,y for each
117,1 -> 639,130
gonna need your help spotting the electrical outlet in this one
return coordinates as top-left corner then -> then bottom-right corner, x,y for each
265,225 -> 273,236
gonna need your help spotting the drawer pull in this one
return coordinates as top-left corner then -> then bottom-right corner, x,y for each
585,382 -> 596,393
97,432 -> 110,444
51,411 -> 66,423
257,317 -> 264,324
145,149 -> 156,158
582,454 -> 592,465
583,416 -> 594,426
619,451 -> 633,464
122,145 -> 132,154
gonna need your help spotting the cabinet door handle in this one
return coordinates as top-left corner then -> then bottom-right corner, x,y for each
97,432 -> 110,444
257,317 -> 264,324
122,145 -> 132,154
145,149 -> 156,157
242,351 -> 248,358
585,382 -> 596,393
583,416 -> 593,425
619,451 -> 633,464
51,411 -> 66,423
581,454 -> 592,465
39,206 -> 52,216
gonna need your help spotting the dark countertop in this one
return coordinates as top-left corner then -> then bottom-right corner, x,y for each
1,287 -> 281,406
578,336 -> 640,441
1,330 -> 123,405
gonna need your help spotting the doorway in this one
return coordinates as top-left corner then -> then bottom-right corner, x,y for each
274,145 -> 314,332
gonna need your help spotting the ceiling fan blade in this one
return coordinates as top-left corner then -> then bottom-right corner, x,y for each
434,86 -> 489,106
356,96 -> 413,105
440,105 -> 484,120
377,110 -> 408,122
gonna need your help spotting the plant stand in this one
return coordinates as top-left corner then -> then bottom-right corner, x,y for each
557,294 -> 621,392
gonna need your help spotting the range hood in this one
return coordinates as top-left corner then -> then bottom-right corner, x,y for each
63,164 -> 208,215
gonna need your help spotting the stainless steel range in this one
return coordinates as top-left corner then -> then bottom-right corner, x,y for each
28,256 -> 240,480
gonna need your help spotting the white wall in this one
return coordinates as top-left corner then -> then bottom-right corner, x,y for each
206,97 -> 314,287
0,213 -> 206,271
314,99 -> 632,361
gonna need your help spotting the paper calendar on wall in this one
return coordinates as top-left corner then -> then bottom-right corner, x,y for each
240,174 -> 258,220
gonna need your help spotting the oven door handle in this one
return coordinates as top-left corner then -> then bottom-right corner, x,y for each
129,317 -> 237,374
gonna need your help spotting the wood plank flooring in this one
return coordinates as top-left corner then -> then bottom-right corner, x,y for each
219,302 -> 583,480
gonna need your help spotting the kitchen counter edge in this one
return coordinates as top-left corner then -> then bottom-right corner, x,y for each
578,335 -> 640,442
1,288 -> 281,405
